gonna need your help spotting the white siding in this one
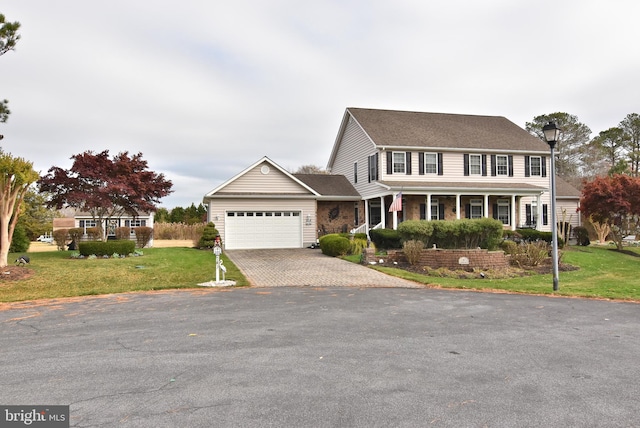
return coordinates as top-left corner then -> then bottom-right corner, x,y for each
330,116 -> 379,198
220,161 -> 310,194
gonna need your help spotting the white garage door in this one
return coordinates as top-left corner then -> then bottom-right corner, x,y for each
225,211 -> 302,249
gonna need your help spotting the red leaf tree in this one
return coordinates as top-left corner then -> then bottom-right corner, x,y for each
38,150 -> 173,239
579,174 -> 640,250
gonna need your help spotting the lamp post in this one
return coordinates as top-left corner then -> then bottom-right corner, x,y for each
542,121 -> 561,291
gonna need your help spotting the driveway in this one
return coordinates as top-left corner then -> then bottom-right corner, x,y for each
225,248 -> 423,288
1,287 -> 639,427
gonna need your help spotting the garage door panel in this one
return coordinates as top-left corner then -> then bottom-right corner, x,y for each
226,211 -> 302,249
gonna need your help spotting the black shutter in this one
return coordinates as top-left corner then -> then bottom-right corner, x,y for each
438,153 -> 443,175
375,153 -> 379,180
439,204 -> 445,220
387,152 -> 393,175
543,204 -> 548,225
542,156 -> 547,177
419,153 -> 425,175
420,203 -> 426,220
508,155 -> 514,177
491,155 -> 497,176
493,204 -> 498,220
406,152 -> 412,175
464,154 -> 470,176
482,154 -> 487,176
465,204 -> 471,219
525,204 -> 532,226
367,156 -> 371,183
524,156 -> 530,177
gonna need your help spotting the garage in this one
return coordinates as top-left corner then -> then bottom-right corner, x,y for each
224,210 -> 302,249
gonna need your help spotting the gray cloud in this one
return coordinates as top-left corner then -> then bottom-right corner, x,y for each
2,0 -> 640,208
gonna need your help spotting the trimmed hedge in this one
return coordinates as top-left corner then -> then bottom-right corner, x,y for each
319,234 -> 351,257
78,240 -> 136,257
397,218 -> 504,250
369,228 -> 402,250
516,228 -> 564,247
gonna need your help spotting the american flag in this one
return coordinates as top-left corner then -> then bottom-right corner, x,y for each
389,192 -> 402,212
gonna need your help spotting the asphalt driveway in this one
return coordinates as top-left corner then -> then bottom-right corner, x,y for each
225,248 -> 422,288
1,286 -> 639,427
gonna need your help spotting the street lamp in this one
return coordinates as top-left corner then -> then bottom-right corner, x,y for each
542,121 -> 561,291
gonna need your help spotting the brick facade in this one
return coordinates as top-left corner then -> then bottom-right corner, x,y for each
317,200 -> 365,236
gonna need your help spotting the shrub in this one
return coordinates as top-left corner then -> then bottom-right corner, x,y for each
397,220 -> 434,245
350,238 -> 368,256
319,234 -> 351,257
500,239 -> 518,255
85,227 -> 102,241
68,228 -> 84,246
353,233 -> 367,241
509,241 -> 550,267
517,228 -> 564,248
573,226 -> 590,246
198,222 -> 220,248
369,228 -> 402,250
52,228 -> 69,250
133,226 -> 153,248
403,240 -> 424,265
115,227 -> 131,240
10,225 -> 30,253
78,240 -> 135,257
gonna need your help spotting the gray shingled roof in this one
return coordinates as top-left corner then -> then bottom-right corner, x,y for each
348,108 -> 550,152
293,174 -> 360,197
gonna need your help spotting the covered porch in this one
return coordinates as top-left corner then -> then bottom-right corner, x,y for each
356,183 -> 549,234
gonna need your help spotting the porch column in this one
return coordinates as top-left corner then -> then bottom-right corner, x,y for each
536,193 -> 542,230
511,194 -> 517,231
392,192 -> 399,230
364,199 -> 370,237
426,194 -> 432,220
455,194 -> 461,220
380,196 -> 386,229
484,194 -> 490,218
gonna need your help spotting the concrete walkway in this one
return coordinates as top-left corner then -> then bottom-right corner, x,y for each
225,248 -> 423,288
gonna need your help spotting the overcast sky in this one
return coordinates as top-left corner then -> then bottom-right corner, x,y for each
2,1 -> 639,208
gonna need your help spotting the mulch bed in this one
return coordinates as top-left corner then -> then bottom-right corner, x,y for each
0,266 -> 35,282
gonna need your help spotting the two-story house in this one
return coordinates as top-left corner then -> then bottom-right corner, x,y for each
204,108 -> 581,249
327,108 -> 581,234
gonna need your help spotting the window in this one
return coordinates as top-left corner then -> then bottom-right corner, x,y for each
496,200 -> 510,225
469,154 -> 482,175
529,156 -> 542,176
125,219 -> 147,234
368,154 -> 378,182
392,152 -> 406,174
469,199 -> 483,219
424,153 -> 438,174
496,155 -> 508,176
354,203 -> 360,226
525,202 -> 549,226
430,198 -> 440,220
79,220 -> 97,234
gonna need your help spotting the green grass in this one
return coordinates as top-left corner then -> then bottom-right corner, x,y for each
367,245 -> 640,301
1,248 -> 249,303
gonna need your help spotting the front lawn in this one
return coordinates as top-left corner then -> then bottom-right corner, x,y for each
368,245 -> 640,301
1,247 -> 249,303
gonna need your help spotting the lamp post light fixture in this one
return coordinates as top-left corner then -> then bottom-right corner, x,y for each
542,121 -> 561,291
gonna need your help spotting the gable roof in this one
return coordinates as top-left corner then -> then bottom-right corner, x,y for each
204,156 -> 319,198
335,107 -> 550,154
293,174 -> 361,199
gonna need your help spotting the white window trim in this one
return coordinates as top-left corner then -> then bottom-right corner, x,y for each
424,153 -> 438,174
496,155 -> 508,176
469,154 -> 482,176
392,152 -> 406,174
529,156 -> 542,176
